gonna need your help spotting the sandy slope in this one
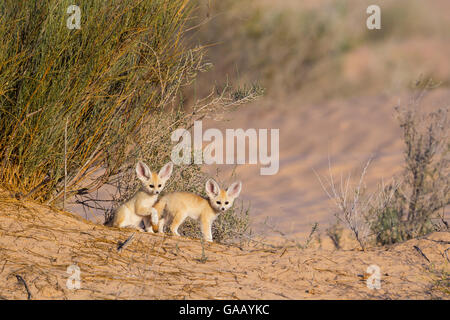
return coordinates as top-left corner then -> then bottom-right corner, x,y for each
0,196 -> 448,299
202,89 -> 450,238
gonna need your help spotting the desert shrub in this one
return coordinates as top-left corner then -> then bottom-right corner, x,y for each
319,86 -> 449,248
0,0 -> 205,202
0,0 -> 260,210
212,205 -> 250,243
372,88 -> 449,245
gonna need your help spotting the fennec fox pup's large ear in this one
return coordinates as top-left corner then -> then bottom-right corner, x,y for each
136,161 -> 151,183
158,162 -> 173,182
205,179 -> 220,198
227,181 -> 242,199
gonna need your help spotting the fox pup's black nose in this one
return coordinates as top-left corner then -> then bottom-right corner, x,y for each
221,207 -> 225,211
155,191 -> 160,194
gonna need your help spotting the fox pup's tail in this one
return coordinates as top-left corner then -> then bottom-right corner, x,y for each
151,197 -> 167,233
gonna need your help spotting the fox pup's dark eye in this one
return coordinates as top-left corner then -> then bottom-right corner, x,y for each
216,201 -> 221,205
225,201 -> 229,205
149,184 -> 154,188
158,184 -> 162,188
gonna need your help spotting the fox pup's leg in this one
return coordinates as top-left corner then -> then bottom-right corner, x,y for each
200,216 -> 213,242
157,218 -> 165,234
113,206 -> 127,228
143,217 -> 153,233
143,208 -> 158,233
152,200 -> 166,233
169,211 -> 187,236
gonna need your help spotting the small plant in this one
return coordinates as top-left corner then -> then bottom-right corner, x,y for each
316,158 -> 374,250
427,264 -> 450,296
297,223 -> 319,249
372,87 -> 449,245
326,222 -> 344,250
193,238 -> 209,264
317,157 -> 401,250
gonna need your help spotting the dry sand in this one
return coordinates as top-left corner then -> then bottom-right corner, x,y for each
0,195 -> 448,299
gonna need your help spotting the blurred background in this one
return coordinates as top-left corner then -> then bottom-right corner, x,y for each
186,0 -> 450,238
189,0 -> 449,101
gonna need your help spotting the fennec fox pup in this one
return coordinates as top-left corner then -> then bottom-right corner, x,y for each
109,161 -> 173,231
147,179 -> 242,242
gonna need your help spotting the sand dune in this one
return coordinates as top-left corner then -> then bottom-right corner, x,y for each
0,196 -> 448,299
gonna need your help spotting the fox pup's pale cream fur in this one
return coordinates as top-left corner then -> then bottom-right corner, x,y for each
108,161 -> 173,231
146,179 -> 242,242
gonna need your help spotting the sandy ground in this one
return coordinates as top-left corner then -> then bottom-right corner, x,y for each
0,196 -> 448,299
